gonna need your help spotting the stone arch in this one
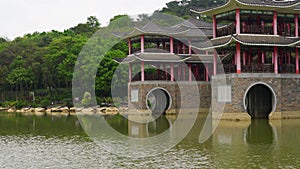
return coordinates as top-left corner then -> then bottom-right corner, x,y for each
243,82 -> 277,119
146,87 -> 172,114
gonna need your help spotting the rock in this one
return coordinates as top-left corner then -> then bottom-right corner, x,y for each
69,107 -> 76,113
46,109 -> 52,115
51,107 -> 61,112
7,108 -> 16,113
98,107 -> 106,113
81,108 -> 95,115
60,107 -> 70,116
69,107 -> 77,116
106,107 -> 119,115
21,108 -> 32,113
35,111 -> 45,116
16,109 -> 23,113
118,107 -> 128,114
35,107 -> 45,112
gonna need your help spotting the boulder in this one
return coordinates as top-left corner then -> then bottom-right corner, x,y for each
7,108 -> 16,113
81,108 -> 95,115
106,107 -> 119,115
35,107 -> 45,112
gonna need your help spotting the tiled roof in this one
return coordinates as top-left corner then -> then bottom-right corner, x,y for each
192,34 -> 300,50
113,55 -> 135,64
233,34 -> 300,46
186,54 -> 213,63
116,20 -> 213,39
179,18 -> 213,29
191,36 -> 232,50
238,0 -> 299,6
191,0 -> 300,16
113,53 -> 214,64
134,53 -> 189,62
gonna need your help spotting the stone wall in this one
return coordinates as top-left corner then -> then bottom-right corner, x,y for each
128,74 -> 300,119
281,76 -> 300,111
212,73 -> 300,119
128,81 -> 211,111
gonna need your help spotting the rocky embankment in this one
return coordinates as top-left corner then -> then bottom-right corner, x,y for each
3,106 -> 127,116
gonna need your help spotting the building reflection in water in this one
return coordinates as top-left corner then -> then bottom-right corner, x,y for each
245,120 -> 275,145
128,114 -> 171,138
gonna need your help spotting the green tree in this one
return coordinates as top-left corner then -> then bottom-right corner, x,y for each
6,56 -> 34,100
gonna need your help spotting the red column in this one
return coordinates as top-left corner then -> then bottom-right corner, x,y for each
236,9 -> 241,34
295,14 -> 299,37
188,38 -> 192,54
141,61 -> 145,81
273,11 -> 277,35
236,42 -> 241,74
274,47 -> 278,74
183,44 -> 186,54
128,39 -> 132,55
213,50 -> 217,75
262,52 -> 265,64
213,15 -> 217,38
296,48 -> 299,74
170,37 -> 174,53
141,35 -> 145,53
171,63 -> 174,81
129,63 -> 132,82
258,49 -> 261,64
189,64 -> 192,81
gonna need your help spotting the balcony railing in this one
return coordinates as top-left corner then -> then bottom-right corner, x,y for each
217,24 -> 236,37
242,25 -> 274,35
218,24 -> 295,36
222,64 -> 295,74
131,71 -> 207,82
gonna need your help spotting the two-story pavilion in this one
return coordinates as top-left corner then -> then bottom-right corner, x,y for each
114,18 -> 216,114
191,0 -> 300,119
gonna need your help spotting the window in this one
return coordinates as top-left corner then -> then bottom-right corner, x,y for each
131,89 -> 139,102
218,85 -> 231,103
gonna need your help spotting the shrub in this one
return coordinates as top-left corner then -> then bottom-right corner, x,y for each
81,92 -> 92,107
40,99 -> 51,108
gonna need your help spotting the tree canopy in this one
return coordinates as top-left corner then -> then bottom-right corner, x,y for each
0,0 -> 221,107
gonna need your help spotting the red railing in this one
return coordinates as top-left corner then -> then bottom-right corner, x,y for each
222,64 -> 295,74
242,25 -> 274,35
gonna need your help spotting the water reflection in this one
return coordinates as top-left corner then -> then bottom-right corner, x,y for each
128,115 -> 170,138
0,112 -> 300,168
245,120 -> 275,145
0,112 -> 86,137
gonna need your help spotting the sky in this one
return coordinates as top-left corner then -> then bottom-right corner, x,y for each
1,0 -> 169,40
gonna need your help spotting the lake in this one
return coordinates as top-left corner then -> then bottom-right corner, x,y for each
0,112 -> 299,168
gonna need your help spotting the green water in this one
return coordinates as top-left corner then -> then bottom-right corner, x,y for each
0,112 -> 299,168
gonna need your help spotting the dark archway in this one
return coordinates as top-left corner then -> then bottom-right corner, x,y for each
146,88 -> 171,114
245,84 -> 274,119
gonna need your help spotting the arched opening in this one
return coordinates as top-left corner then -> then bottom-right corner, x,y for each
244,83 -> 276,119
146,88 -> 172,114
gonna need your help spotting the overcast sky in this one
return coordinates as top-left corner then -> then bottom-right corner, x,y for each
1,0 -> 169,40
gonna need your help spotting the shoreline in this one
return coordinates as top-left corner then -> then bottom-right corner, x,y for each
1,107 -> 300,120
